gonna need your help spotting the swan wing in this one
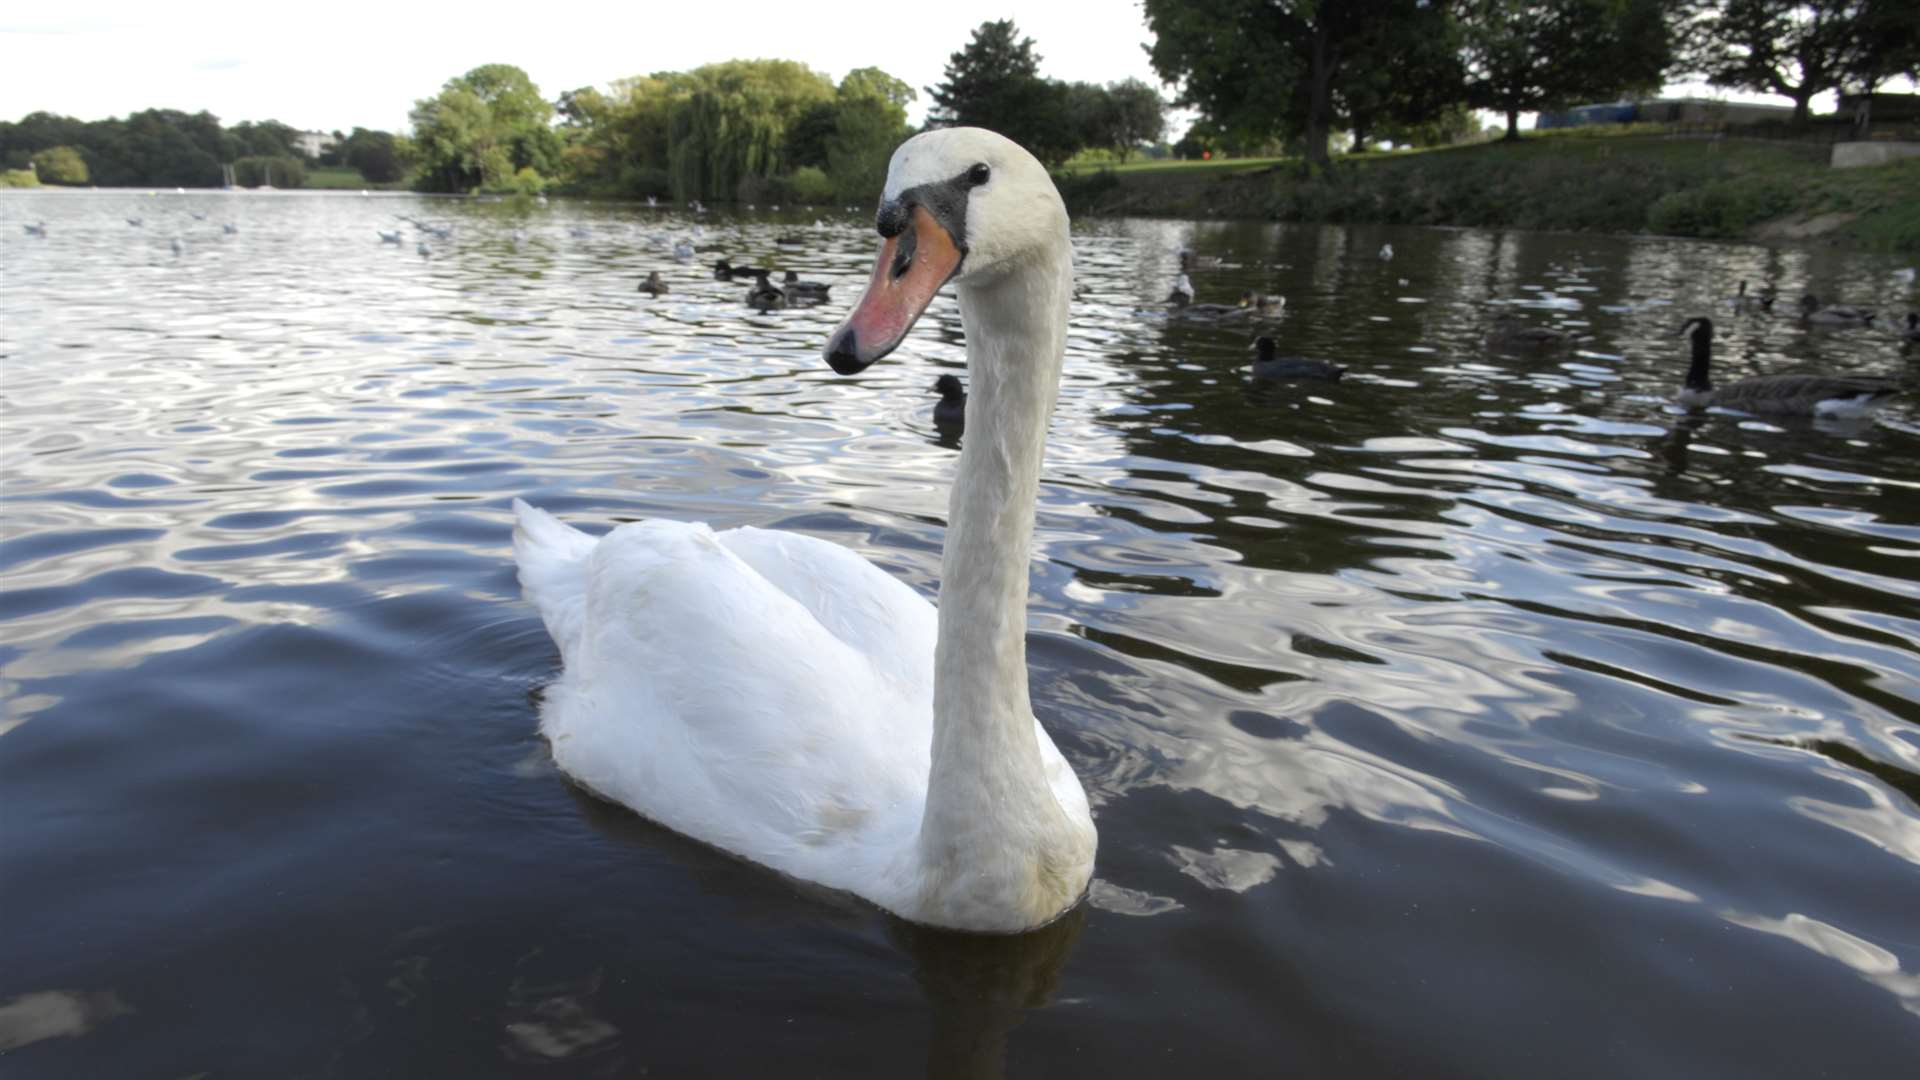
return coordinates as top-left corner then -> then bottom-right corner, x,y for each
513,503 -> 934,900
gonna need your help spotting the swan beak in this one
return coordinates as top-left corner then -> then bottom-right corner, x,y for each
825,205 -> 963,375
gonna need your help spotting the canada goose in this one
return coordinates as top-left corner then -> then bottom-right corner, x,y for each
782,270 -> 831,304
1799,294 -> 1875,326
1250,335 -> 1344,380
512,127 -> 1096,933
638,271 -> 669,296
1675,316 -> 1897,416
932,373 -> 967,428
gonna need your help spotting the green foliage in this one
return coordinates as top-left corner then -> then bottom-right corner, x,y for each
1646,175 -> 1798,236
1145,0 -> 1459,169
31,145 -> 88,184
341,128 -> 407,183
233,155 -> 306,188
1461,0 -> 1675,139
229,119 -> 300,158
785,165 -> 834,203
1680,1 -> 1916,125
2,168 -> 39,188
411,64 -> 556,193
665,59 -> 836,202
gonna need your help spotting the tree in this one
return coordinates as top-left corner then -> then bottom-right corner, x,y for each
1461,0 -> 1674,140
824,67 -> 916,200
927,20 -> 1068,159
410,64 -> 559,192
1682,1 -> 1916,126
1146,0 -> 1458,170
342,128 -> 405,183
664,59 -> 837,201
1103,80 -> 1169,160
31,145 -> 88,184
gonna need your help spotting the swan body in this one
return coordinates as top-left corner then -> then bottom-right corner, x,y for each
517,127 -> 1096,932
1676,316 -> 1897,417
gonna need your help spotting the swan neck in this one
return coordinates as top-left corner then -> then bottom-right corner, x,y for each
917,238 -> 1078,929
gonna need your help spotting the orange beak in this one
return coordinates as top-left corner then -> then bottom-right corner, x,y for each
825,205 -> 964,375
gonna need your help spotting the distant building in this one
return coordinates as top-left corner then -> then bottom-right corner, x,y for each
294,130 -> 336,159
1537,98 -> 1795,130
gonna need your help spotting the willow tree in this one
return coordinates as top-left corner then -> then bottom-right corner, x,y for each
410,64 -> 558,192
665,60 -> 836,202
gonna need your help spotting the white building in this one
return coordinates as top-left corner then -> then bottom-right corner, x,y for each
294,130 -> 336,159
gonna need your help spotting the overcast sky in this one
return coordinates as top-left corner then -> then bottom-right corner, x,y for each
0,2 -> 1175,133
0,3 -> 1862,139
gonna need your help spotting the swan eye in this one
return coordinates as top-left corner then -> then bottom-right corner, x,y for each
966,163 -> 991,187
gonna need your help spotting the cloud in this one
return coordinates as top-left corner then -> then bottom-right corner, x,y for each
193,58 -> 246,72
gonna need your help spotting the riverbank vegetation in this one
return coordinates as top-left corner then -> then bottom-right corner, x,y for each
1059,126 -> 1920,251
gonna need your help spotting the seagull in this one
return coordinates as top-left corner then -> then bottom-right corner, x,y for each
23,222 -> 46,237
568,226 -> 590,239
222,223 -> 238,235
379,230 -> 404,244
169,237 -> 183,256
190,211 -> 208,221
672,240 -> 694,262
417,242 -> 432,258
127,218 -> 144,227
1379,243 -> 1394,260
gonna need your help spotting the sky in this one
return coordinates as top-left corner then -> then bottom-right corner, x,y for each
0,3 -> 1869,140
0,2 -> 1175,134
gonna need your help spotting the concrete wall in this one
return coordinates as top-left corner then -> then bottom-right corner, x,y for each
1831,141 -> 1920,169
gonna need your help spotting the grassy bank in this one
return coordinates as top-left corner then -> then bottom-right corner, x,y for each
1058,129 -> 1920,253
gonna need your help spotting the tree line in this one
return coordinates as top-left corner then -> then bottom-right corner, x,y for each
1145,0 -> 1919,167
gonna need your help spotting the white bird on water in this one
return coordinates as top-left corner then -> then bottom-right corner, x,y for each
23,222 -> 46,237
511,128 -> 1097,934
1379,243 -> 1394,260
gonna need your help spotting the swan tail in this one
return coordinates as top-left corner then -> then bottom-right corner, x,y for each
512,499 -> 597,658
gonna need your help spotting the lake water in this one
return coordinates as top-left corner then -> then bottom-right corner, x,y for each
3,190 -> 1918,1076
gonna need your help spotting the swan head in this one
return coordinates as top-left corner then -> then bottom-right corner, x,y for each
825,127 -> 1065,375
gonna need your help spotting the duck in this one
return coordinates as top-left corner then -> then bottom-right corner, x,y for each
638,271 -> 669,296
744,271 -> 786,310
1756,284 -> 1778,312
1675,316 -> 1897,416
1799,293 -> 1875,326
1177,248 -> 1222,272
782,270 -> 831,304
1239,291 -> 1285,317
22,221 -> 45,237
1249,335 -> 1344,380
512,127 -> 1096,934
932,373 -> 967,428
1165,274 -> 1245,320
714,257 -> 767,282
775,234 -> 806,246
1487,313 -> 1570,351
1901,312 -> 1919,345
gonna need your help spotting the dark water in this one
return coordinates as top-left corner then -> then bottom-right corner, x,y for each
4,190 -> 1919,1077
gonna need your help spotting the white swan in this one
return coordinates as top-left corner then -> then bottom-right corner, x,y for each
512,127 -> 1095,933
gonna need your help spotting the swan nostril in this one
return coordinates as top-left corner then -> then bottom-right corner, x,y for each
890,223 -> 919,281
876,201 -> 908,239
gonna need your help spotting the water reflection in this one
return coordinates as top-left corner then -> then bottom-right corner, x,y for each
2,191 -> 1918,1073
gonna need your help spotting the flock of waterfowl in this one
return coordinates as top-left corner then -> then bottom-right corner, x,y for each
1164,258 -> 1915,418
18,199 -> 1915,424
